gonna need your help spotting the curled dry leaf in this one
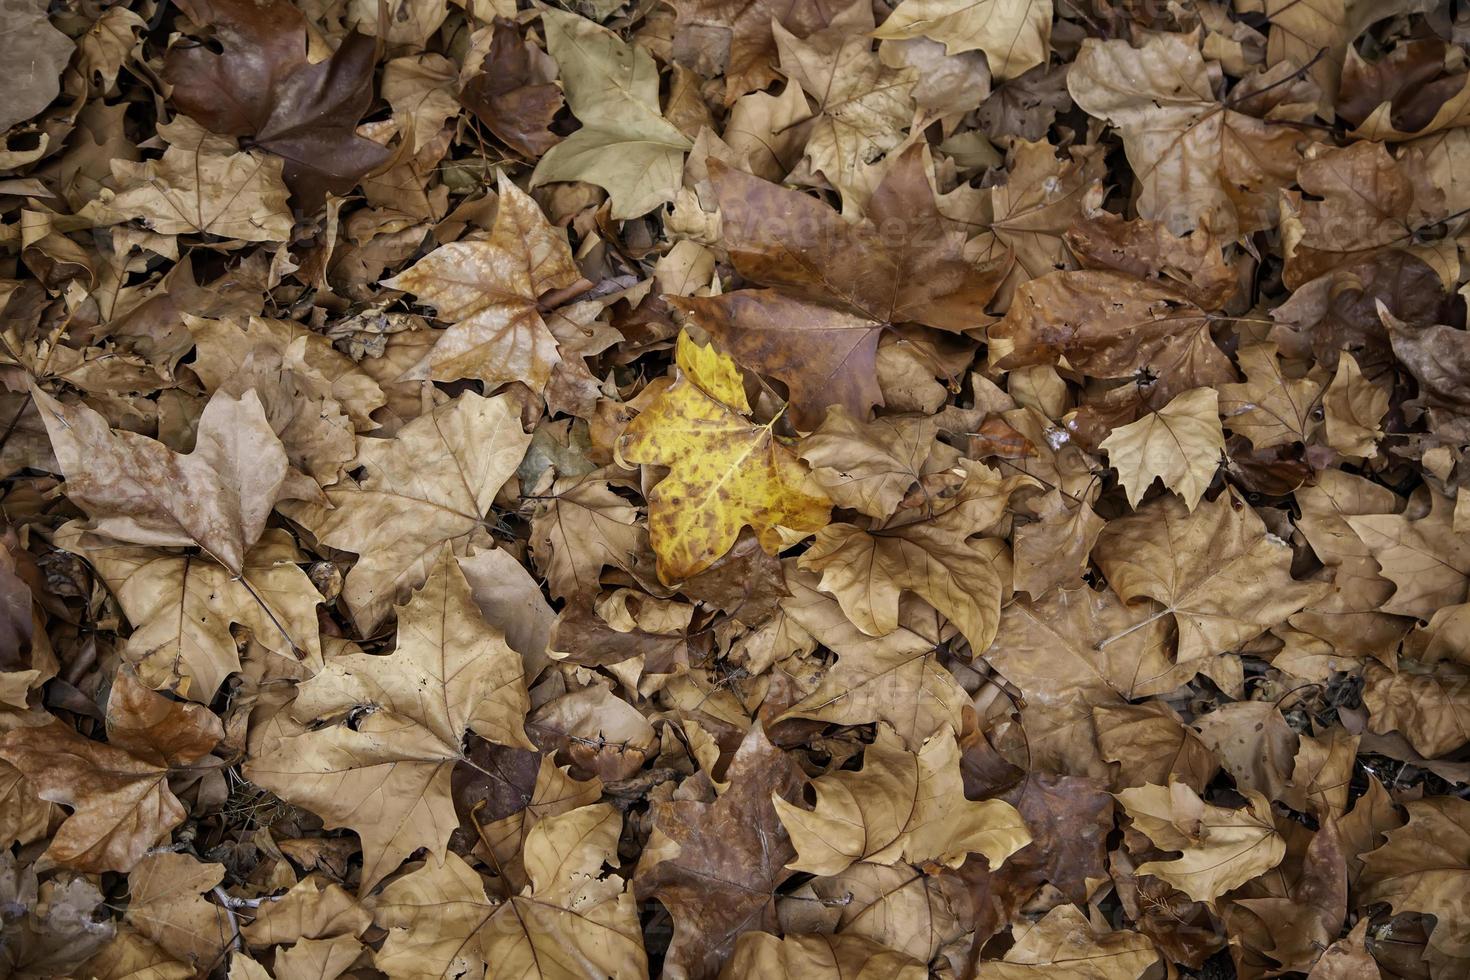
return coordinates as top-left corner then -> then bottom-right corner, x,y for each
245,548 -> 531,892
1117,780 -> 1286,906
0,671 -> 221,873
773,724 -> 1030,876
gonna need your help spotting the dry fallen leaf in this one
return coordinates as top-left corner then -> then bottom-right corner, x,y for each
616,332 -> 831,582
8,1 -> 1470,975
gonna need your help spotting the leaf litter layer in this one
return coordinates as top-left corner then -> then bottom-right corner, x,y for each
2,0 -> 1470,978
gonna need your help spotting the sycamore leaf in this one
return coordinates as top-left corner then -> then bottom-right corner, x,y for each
0,672 -> 221,873
991,270 -> 1235,441
1363,659 -> 1470,758
873,0 -> 1051,80
1012,490 -> 1106,599
1,0 -> 72,132
1281,141 -> 1444,288
724,933 -> 926,980
1094,701 -> 1218,792
459,19 -> 563,158
1117,781 -> 1286,905
1067,33 -> 1313,238
801,461 -> 1033,654
615,333 -> 831,583
803,861 -> 970,963
962,140 -> 1105,307
668,0 -> 838,102
1322,351 -> 1387,457
976,904 -> 1160,979
1093,490 -> 1329,662
1218,343 -> 1322,450
32,384 -> 287,576
1240,0 -> 1434,119
81,119 -> 296,241
799,409 -> 943,519
778,567 -> 969,749
164,0 -> 390,207
372,805 -> 645,980
774,725 -> 1030,876
773,0 -> 916,198
0,853 -> 114,978
122,853 -> 231,970
677,145 -> 1007,429
528,475 -> 658,600
1100,387 -> 1224,510
1346,488 -> 1470,621
634,725 -> 807,980
531,8 -> 692,218
1361,797 -> 1470,962
1064,208 -> 1238,311
281,390 -> 531,635
55,524 -> 322,702
383,173 -> 580,390
244,548 -> 531,892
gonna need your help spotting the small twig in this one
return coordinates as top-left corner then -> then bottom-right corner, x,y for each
211,886 -> 244,952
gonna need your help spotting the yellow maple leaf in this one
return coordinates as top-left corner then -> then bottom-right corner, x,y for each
616,333 -> 830,582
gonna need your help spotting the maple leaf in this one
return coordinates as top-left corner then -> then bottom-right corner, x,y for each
383,173 -> 581,391
873,0 -> 1052,80
1068,33 -> 1315,239
1117,780 -> 1286,905
372,805 -> 646,979
0,671 -> 221,873
975,904 -> 1160,979
32,383 -> 287,577
774,724 -> 1030,876
990,270 -> 1235,442
165,0 -> 391,207
56,524 -> 323,702
281,390 -> 531,635
530,8 -> 693,218
634,724 -> 807,980
460,19 -> 563,158
774,0 -> 916,198
677,145 -> 1008,429
725,933 -> 927,979
615,332 -> 830,582
1361,797 -> 1470,964
800,461 -> 1033,654
243,548 -> 531,892
1100,387 -> 1225,511
778,567 -> 969,748
1093,490 -> 1329,662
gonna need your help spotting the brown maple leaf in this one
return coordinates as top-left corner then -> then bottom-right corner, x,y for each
678,144 -> 1008,429
165,0 -> 391,208
634,725 -> 807,980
